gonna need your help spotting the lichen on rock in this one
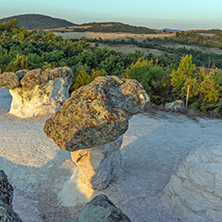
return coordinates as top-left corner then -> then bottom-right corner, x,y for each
44,75 -> 150,152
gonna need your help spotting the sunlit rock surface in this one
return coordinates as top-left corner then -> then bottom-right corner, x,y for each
0,67 -> 73,118
163,143 -> 222,222
71,136 -> 123,190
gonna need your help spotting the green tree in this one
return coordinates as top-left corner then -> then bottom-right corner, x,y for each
170,55 -> 196,98
6,54 -> 30,72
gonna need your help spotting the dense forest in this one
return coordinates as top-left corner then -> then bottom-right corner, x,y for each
87,36 -> 222,68
0,14 -> 76,30
1,20 -> 222,117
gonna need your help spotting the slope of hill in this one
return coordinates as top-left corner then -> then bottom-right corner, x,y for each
78,22 -> 156,34
0,14 -> 76,30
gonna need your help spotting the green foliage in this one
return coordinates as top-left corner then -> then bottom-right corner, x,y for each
170,55 -> 196,98
88,37 -> 222,69
69,66 -> 106,92
1,20 -> 222,117
170,55 -> 221,103
172,31 -> 222,49
124,58 -> 164,98
5,54 -> 30,72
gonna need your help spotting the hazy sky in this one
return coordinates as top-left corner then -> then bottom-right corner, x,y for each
1,0 -> 222,30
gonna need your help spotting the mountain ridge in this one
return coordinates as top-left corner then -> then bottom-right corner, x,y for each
0,14 -> 156,34
0,14 -> 76,30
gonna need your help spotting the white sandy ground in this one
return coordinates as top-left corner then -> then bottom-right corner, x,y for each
0,87 -> 222,222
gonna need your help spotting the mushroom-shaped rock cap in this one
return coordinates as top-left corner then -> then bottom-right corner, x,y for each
20,66 -> 73,91
0,72 -> 20,90
44,76 -> 150,152
0,66 -> 73,91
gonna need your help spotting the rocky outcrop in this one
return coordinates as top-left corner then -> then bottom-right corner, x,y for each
0,170 -> 23,222
165,100 -> 185,112
163,143 -> 222,222
69,194 -> 131,222
0,67 -> 73,118
44,76 -> 150,189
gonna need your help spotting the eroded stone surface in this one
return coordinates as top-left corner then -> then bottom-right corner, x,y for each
70,194 -> 131,222
44,76 -> 150,151
0,67 -> 73,118
163,143 -> 222,222
71,136 -> 123,190
0,170 -> 23,222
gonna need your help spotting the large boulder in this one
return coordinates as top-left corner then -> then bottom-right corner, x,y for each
44,76 -> 150,190
0,67 -> 73,118
0,170 -> 23,222
163,143 -> 222,222
44,76 -> 150,152
69,194 -> 131,222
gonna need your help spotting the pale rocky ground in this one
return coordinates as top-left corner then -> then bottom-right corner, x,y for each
0,87 -> 222,222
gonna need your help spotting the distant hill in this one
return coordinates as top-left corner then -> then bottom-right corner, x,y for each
73,22 -> 156,34
0,14 -> 76,30
162,28 -> 182,32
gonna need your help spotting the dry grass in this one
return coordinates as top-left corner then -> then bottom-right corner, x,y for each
91,43 -> 166,56
55,31 -> 175,40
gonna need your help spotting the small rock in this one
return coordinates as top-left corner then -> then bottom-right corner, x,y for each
165,100 -> 185,112
69,194 -> 131,222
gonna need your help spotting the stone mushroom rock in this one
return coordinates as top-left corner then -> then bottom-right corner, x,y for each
0,67 -> 73,118
0,170 -> 23,222
44,76 -> 150,189
163,143 -> 222,222
68,194 -> 131,222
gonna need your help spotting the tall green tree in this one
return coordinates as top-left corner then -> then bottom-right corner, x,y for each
170,55 -> 196,98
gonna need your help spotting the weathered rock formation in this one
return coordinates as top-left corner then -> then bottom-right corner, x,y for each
165,100 -> 185,112
163,143 -> 222,222
44,76 -> 150,189
69,194 -> 131,222
0,170 -> 23,222
71,136 -> 123,190
0,67 -> 73,118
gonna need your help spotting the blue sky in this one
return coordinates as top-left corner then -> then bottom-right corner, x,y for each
1,0 -> 222,30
